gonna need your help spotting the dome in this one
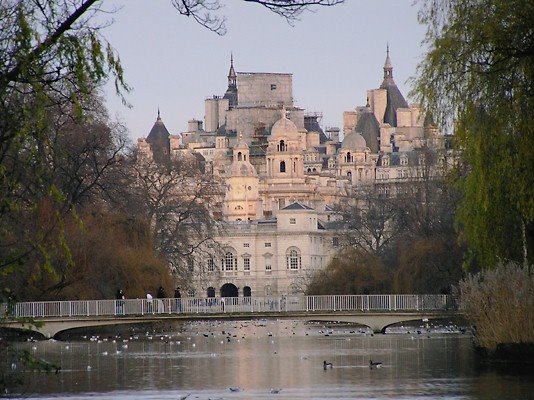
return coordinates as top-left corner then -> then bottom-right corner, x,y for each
271,115 -> 299,140
229,161 -> 257,177
342,132 -> 367,151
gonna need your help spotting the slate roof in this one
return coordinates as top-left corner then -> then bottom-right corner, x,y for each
146,111 -> 171,163
304,115 -> 328,143
379,50 -> 409,127
355,108 -> 380,152
146,112 -> 170,145
281,202 -> 314,211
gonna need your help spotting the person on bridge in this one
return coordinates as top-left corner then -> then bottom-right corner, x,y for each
157,286 -> 166,313
146,292 -> 154,314
174,287 -> 182,312
115,289 -> 125,315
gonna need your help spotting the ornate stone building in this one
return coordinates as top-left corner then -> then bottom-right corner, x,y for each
137,49 -> 452,298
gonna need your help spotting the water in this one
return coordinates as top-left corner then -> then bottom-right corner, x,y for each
8,319 -> 534,399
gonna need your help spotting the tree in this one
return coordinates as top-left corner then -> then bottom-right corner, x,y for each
331,189 -> 403,257
0,1 -> 127,277
171,0 -> 344,34
412,0 -> 534,268
4,207 -> 171,300
393,235 -> 464,294
306,248 -> 391,295
130,153 -> 224,283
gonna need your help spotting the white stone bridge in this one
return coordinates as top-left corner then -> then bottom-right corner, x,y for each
1,294 -> 459,338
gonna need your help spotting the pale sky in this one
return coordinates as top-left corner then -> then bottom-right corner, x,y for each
102,0 -> 427,140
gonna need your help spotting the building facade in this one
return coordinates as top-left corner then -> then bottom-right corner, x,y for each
137,49 -> 452,298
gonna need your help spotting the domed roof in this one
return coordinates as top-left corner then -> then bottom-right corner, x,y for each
235,133 -> 249,150
271,113 -> 299,140
229,160 -> 257,177
342,132 -> 367,151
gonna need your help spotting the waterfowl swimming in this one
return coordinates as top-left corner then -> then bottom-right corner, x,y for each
369,360 -> 383,369
323,360 -> 333,370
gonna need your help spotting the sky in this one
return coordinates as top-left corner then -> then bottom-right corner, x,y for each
101,0 -> 428,141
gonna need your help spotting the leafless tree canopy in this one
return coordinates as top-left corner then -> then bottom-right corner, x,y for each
172,0 -> 344,33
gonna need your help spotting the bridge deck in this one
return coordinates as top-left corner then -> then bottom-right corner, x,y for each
1,294 -> 457,338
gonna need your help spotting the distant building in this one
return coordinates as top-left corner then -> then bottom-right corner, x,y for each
137,48 -> 452,298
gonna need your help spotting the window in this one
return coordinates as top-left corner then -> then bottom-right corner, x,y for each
287,248 -> 301,270
243,258 -> 250,271
278,140 -> 286,152
280,161 -> 286,173
243,243 -> 250,248
271,84 -> 277,90
332,237 -> 339,247
207,258 -> 215,272
223,252 -> 236,271
290,218 -> 296,224
265,285 -> 273,296
265,258 -> 272,271
265,242 -> 271,247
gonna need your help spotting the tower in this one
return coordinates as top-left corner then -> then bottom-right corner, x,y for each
379,45 -> 409,127
223,134 -> 260,221
223,54 -> 238,108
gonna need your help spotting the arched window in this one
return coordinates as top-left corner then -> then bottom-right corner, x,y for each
346,152 -> 351,163
223,251 -> 236,271
237,151 -> 243,161
278,140 -> 286,152
286,248 -> 301,270
347,171 -> 352,181
280,161 -> 286,173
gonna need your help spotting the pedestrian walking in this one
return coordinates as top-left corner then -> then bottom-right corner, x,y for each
174,287 -> 182,312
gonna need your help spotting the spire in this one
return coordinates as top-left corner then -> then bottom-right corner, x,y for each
383,43 -> 393,79
223,54 -> 238,108
157,107 -> 161,121
228,53 -> 236,87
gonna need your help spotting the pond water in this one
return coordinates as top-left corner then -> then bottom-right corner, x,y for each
8,319 -> 534,399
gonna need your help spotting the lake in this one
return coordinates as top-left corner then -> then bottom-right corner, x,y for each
8,318 -> 534,399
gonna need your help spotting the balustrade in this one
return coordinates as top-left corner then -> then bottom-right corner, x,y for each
1,294 -> 454,320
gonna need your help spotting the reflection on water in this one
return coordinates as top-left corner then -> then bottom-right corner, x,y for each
10,319 -> 534,399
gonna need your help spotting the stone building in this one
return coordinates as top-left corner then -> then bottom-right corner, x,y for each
137,48 -> 452,298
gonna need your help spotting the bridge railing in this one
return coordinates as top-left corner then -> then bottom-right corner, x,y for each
1,294 -> 454,320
